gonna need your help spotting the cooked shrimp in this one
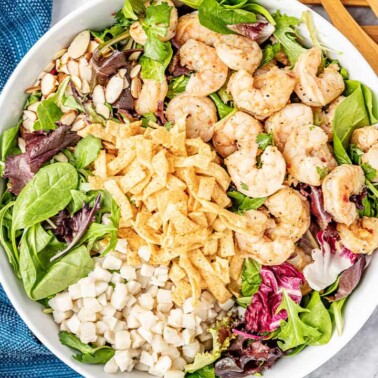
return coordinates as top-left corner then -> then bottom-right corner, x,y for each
351,125 -> 378,152
322,164 -> 365,226
166,94 -> 217,142
287,246 -> 313,272
212,111 -> 263,158
284,124 -> 337,186
361,144 -> 378,182
226,144 -> 286,198
214,35 -> 262,74
236,230 -> 295,266
265,187 -> 311,242
319,96 -> 345,140
264,103 -> 313,152
294,47 -> 345,107
174,13 -> 221,47
135,78 -> 168,115
130,0 -> 178,45
338,217 -> 378,254
227,66 -> 297,120
180,39 -> 228,97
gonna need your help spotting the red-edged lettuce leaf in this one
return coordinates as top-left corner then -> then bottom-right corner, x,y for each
4,125 -> 80,194
227,19 -> 275,44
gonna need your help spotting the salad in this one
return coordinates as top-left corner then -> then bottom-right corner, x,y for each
0,0 -> 378,377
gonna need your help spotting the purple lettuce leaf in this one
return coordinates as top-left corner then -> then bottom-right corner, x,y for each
50,194 -> 101,262
299,184 -> 332,229
168,52 -> 192,77
245,263 -> 305,334
332,256 -> 366,301
4,125 -> 80,194
350,187 -> 368,210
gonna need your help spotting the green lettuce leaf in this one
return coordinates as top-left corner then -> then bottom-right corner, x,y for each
227,191 -> 266,214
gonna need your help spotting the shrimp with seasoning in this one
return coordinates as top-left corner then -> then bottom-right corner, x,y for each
264,103 -> 314,152
135,78 -> 168,115
130,0 -> 178,45
284,124 -> 337,186
226,143 -> 286,198
338,217 -> 378,254
265,186 -> 311,242
322,164 -> 365,226
174,12 -> 221,47
212,111 -> 263,158
166,94 -> 217,142
180,39 -> 228,97
318,96 -> 345,140
228,66 -> 297,120
214,35 -> 262,74
294,47 -> 345,107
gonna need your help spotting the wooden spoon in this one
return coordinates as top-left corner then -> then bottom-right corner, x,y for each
320,0 -> 378,74
366,0 -> 378,18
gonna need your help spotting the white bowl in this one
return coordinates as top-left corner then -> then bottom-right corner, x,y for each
0,0 -> 377,377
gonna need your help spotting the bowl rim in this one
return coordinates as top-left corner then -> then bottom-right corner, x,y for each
0,0 -> 377,377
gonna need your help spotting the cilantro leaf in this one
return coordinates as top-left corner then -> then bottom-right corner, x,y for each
274,290 -> 321,351
227,191 -> 266,214
273,11 -> 306,66
256,133 -> 273,151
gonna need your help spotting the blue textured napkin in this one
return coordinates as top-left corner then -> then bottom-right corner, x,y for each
0,1 -> 79,376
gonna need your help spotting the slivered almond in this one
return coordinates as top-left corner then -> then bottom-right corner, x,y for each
129,51 -> 142,61
88,40 -> 99,53
37,71 -> 47,81
72,115 -> 87,131
25,85 -> 41,94
118,69 -> 127,79
68,30 -> 91,59
43,61 -> 55,73
54,152 -> 69,163
93,85 -> 106,106
60,110 -> 78,126
18,138 -> 26,153
28,102 -> 40,112
58,64 -> 70,75
130,64 -> 141,79
79,58 -> 92,82
57,72 -> 68,83
23,111 -> 36,131
71,75 -> 82,90
67,60 -> 80,76
131,77 -> 142,98
96,103 -> 111,119
123,77 -> 130,89
81,80 -> 90,94
41,73 -> 57,96
54,48 -> 67,60
105,76 -> 124,104
61,53 -> 70,65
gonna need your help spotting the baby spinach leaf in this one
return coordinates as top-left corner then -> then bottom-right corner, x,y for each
361,84 -> 378,124
0,121 -> 21,176
227,190 -> 266,213
0,201 -> 19,277
329,296 -> 348,336
179,0 -> 202,8
32,245 -> 93,300
59,331 -> 115,364
272,11 -> 306,66
274,290 -> 321,351
68,190 -> 98,214
332,81 -> 373,165
300,291 -> 332,346
241,258 -> 261,297
209,93 -> 235,119
74,135 -> 102,169
198,0 -> 257,34
35,100 -> 63,131
12,163 -> 78,232
167,75 -> 189,99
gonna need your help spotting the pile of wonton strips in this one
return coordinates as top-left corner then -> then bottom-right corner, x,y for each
79,118 -> 258,305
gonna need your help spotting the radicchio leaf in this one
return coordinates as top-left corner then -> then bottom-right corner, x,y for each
50,194 -> 101,262
303,226 -> 357,291
299,184 -> 332,229
245,263 -> 304,334
4,125 -> 80,194
350,187 -> 368,210
332,256 -> 366,301
168,52 -> 192,76
227,17 -> 275,44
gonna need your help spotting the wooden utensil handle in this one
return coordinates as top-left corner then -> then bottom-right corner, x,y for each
320,0 -> 378,74
302,0 -> 368,5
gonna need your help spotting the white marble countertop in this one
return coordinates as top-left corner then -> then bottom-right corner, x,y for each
52,1 -> 378,377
